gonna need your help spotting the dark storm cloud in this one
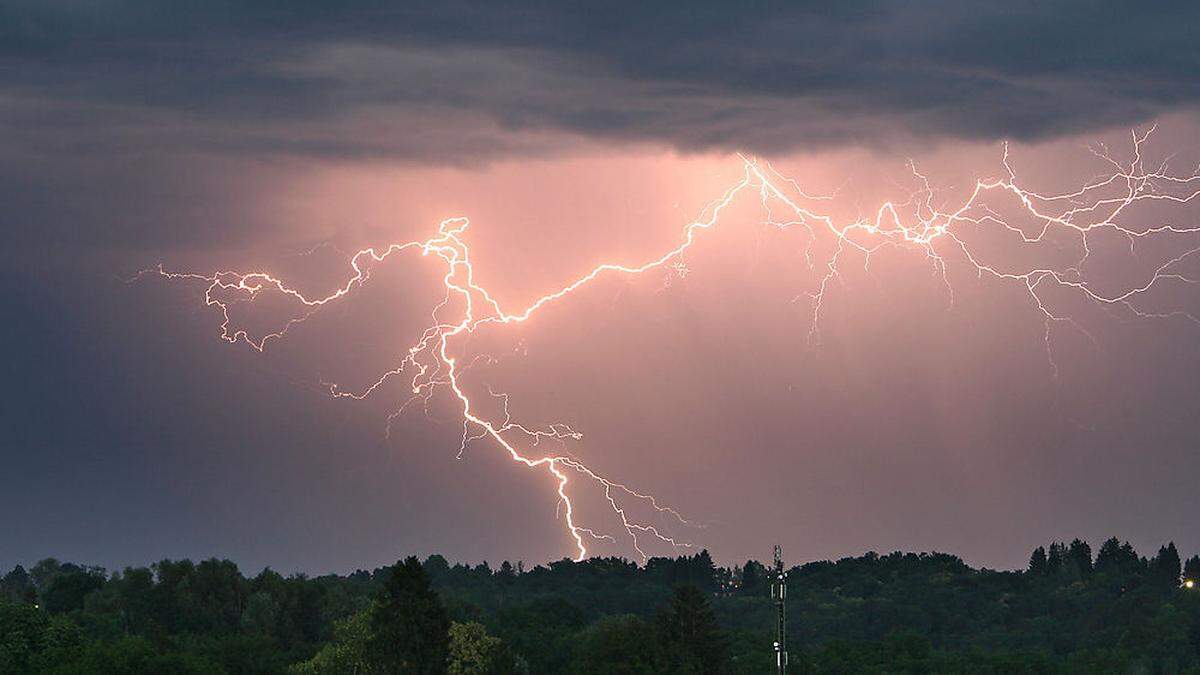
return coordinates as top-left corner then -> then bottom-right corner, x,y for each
3,1 -> 1199,249
3,0 -> 1199,162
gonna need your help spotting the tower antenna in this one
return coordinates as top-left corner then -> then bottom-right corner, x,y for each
771,544 -> 788,673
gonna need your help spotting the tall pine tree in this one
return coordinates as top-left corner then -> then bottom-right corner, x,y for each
1068,539 -> 1093,578
368,556 -> 451,673
1028,547 -> 1048,576
656,585 -> 730,674
1151,543 -> 1182,586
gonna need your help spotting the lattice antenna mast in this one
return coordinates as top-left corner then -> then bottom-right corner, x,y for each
771,544 -> 788,673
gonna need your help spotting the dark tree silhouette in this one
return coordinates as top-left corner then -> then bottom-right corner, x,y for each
1184,555 -> 1200,583
656,584 -> 730,674
572,614 -> 665,674
1068,539 -> 1093,578
497,561 -> 517,585
1151,542 -> 1182,586
42,569 -> 104,614
1028,547 -> 1048,575
1047,542 -> 1065,575
368,556 -> 451,674
739,560 -> 766,596
1096,537 -> 1143,577
7,538 -> 1200,672
0,565 -> 34,604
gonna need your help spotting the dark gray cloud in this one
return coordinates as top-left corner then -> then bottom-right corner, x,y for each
2,1 -> 1199,251
3,0 -> 1199,164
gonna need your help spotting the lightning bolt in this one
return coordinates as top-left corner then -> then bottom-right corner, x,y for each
140,126 -> 1200,561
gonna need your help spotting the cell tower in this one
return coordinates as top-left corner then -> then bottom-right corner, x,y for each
771,544 -> 788,673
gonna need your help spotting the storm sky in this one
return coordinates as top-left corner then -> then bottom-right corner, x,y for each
3,1 -> 1200,574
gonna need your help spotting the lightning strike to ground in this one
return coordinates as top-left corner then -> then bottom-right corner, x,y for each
141,128 -> 1200,562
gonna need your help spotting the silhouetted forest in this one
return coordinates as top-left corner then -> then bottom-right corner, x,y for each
4,537 -> 1200,673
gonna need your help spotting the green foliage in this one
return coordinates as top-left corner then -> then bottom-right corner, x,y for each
447,621 -> 521,674
727,627 -> 775,674
36,635 -> 219,675
491,597 -> 584,673
42,569 -> 105,614
1,600 -> 51,672
6,539 -> 1200,672
571,614 -> 665,674
290,610 -> 373,675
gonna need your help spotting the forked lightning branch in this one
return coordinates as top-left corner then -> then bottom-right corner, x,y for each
143,128 -> 1200,562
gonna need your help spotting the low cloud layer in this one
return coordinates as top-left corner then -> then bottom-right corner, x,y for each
4,1 -> 1199,164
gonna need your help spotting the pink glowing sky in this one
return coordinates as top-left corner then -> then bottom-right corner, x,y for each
40,117 -> 1191,571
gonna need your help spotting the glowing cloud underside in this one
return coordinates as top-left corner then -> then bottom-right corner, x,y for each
146,128 -> 1200,561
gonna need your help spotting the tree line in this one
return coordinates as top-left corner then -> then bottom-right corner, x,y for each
3,538 -> 1200,672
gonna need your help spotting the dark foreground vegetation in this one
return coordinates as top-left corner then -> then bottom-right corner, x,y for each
4,538 -> 1200,673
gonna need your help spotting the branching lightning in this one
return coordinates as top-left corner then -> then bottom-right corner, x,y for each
141,127 -> 1200,561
